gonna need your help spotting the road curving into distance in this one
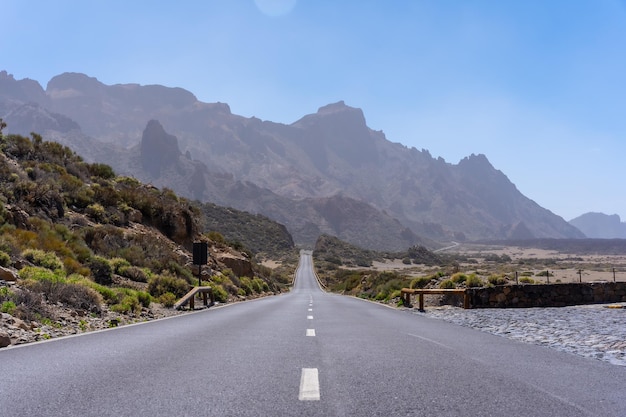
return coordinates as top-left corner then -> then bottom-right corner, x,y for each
1,250 -> 625,416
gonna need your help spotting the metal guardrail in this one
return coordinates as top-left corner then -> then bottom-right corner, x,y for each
401,288 -> 470,311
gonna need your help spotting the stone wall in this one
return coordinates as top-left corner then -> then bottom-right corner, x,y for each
467,282 -> 626,308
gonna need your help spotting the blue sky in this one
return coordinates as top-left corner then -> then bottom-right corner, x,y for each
2,0 -> 626,221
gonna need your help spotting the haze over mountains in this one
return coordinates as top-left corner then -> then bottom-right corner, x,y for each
569,213 -> 626,239
0,70 -> 586,249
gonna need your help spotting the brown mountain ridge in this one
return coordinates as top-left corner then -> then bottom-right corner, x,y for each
0,71 -> 584,250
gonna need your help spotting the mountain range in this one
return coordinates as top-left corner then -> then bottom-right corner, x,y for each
0,70 -> 585,250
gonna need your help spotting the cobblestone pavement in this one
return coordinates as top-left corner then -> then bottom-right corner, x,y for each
413,303 -> 626,366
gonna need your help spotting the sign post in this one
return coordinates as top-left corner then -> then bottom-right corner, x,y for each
193,242 -> 208,287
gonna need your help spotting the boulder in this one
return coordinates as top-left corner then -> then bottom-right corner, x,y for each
217,253 -> 254,278
0,330 -> 11,348
0,266 -> 18,282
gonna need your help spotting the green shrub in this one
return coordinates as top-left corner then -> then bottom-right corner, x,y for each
111,295 -> 141,315
88,163 -> 115,180
451,272 -> 467,284
0,250 -> 10,267
158,292 -> 177,308
487,274 -> 507,285
89,256 -> 113,285
109,257 -> 131,274
86,203 -> 106,222
18,266 -> 64,283
117,265 -> 150,283
212,285 -> 229,303
252,277 -> 267,293
439,279 -> 456,289
239,277 -> 254,295
1,300 -> 16,315
136,291 -> 152,308
20,271 -> 102,313
148,273 -> 190,298
410,276 -> 432,289
519,277 -> 535,284
207,231 -> 225,244
465,274 -> 484,288
22,249 -> 64,272
69,275 -> 118,304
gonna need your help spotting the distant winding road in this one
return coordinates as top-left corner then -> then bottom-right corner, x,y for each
1,251 -> 625,416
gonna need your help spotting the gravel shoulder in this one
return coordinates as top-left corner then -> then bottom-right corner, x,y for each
408,303 -> 626,366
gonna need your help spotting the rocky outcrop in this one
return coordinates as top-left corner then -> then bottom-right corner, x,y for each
216,253 -> 254,278
140,120 -> 181,177
0,330 -> 10,348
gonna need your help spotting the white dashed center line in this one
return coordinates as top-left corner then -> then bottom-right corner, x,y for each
308,308 -> 313,312
307,315 -> 313,320
306,329 -> 316,337
299,368 -> 320,401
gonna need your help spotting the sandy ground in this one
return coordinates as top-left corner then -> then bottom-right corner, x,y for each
369,244 -> 626,284
261,260 -> 282,269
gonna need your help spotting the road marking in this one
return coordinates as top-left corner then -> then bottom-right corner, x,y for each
307,315 -> 313,319
407,333 -> 454,350
308,308 -> 313,312
299,368 -> 320,401
306,329 -> 316,336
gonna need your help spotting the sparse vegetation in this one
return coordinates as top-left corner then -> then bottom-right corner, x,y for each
0,125 -> 294,345
439,279 -> 456,289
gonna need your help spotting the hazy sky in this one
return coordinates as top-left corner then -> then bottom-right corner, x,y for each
2,0 -> 626,221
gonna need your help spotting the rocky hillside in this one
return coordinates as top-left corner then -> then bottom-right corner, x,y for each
569,212 -> 626,239
0,71 -> 584,249
0,124 -> 293,347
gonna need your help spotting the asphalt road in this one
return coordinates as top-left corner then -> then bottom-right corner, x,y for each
1,251 -> 625,416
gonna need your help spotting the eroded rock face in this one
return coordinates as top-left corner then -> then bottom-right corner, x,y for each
217,253 -> 254,278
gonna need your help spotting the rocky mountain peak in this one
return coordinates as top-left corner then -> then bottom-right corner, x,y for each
46,72 -> 104,98
140,120 -> 181,177
569,212 -> 626,239
0,70 -> 47,104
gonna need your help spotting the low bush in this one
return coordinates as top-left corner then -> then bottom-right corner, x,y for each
89,256 -> 113,285
0,250 -> 10,267
451,273 -> 467,284
109,257 -> 131,274
410,276 -> 432,289
19,270 -> 103,314
111,295 -> 141,315
212,284 -> 229,303
465,274 -> 484,288
148,273 -> 190,298
519,277 -> 535,284
158,292 -> 177,307
18,266 -> 63,283
136,291 -> 152,308
118,265 -> 150,282
439,279 -> 456,289
239,277 -> 254,295
487,274 -> 507,285
1,300 -> 16,314
22,249 -> 64,272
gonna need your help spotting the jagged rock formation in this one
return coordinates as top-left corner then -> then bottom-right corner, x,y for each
140,120 -> 181,177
